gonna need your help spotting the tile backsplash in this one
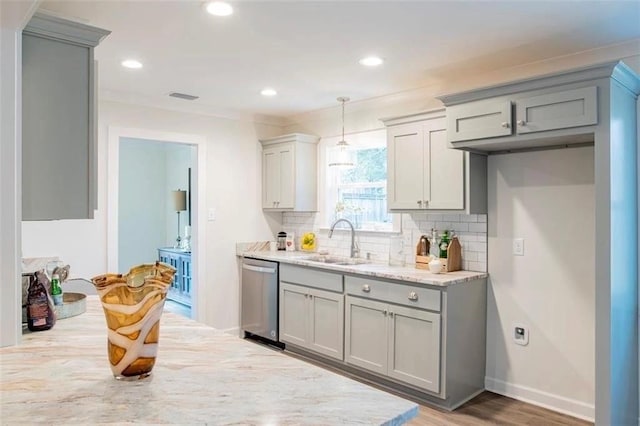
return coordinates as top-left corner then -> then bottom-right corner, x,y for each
282,212 -> 487,272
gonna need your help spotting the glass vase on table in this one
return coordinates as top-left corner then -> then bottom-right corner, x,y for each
92,261 -> 176,380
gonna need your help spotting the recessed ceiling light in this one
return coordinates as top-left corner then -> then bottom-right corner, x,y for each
121,59 -> 143,69
359,56 -> 384,67
205,1 -> 233,16
261,88 -> 277,97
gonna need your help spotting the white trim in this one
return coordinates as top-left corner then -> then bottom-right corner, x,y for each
0,0 -> 40,348
107,126 -> 206,322
484,376 -> 594,422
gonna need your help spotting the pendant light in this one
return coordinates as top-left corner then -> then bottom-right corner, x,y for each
328,96 -> 355,168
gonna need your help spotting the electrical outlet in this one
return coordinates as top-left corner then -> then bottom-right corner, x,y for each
207,208 -> 216,221
513,238 -> 524,256
513,323 -> 529,346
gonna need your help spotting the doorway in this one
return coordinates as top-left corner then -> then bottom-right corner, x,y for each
118,138 -> 195,315
107,127 -> 206,321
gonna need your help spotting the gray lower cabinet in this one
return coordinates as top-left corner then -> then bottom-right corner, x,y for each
279,263 -> 487,409
22,12 -> 110,220
279,270 -> 344,361
345,296 -> 441,393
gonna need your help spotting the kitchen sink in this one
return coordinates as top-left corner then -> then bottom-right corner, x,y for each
302,255 -> 370,266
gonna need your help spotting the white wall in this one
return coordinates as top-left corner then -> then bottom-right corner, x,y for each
119,138 -> 167,271
22,100 -> 283,331
485,147 -> 595,420
164,143 -> 194,247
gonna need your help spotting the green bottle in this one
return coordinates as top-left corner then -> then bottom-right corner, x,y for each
439,230 -> 450,258
51,273 -> 63,306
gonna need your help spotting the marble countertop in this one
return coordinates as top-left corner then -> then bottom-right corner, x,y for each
1,297 -> 417,425
239,247 -> 487,287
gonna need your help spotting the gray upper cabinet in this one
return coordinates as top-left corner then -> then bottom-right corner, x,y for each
259,133 -> 320,212
22,12 -> 110,220
515,86 -> 597,134
382,109 -> 487,214
446,86 -> 598,146
447,99 -> 512,142
437,64 -> 617,152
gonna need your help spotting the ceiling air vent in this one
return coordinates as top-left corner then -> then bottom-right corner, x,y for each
169,92 -> 199,101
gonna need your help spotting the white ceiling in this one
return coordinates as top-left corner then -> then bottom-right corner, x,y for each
40,1 -> 640,119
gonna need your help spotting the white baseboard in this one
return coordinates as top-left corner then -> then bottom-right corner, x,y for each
221,326 -> 240,337
485,377 -> 594,422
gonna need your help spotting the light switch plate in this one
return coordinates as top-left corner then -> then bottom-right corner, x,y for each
513,238 -> 524,256
207,208 -> 216,221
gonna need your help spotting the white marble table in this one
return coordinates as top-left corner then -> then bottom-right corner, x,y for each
1,297 -> 417,425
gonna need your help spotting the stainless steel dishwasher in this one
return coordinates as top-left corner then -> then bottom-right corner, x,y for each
241,257 -> 280,345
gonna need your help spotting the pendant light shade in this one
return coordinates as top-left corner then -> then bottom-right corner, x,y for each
328,97 -> 355,168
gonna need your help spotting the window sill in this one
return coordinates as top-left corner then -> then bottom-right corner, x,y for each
318,227 -> 401,236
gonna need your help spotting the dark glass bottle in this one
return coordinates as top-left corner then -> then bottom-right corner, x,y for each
26,272 -> 56,332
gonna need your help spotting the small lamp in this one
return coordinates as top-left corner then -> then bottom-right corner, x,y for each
172,190 -> 187,249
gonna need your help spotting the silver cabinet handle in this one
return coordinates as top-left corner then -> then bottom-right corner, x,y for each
389,311 -> 394,317
362,284 -> 371,293
408,291 -> 418,301
501,122 -> 510,128
383,309 -> 388,316
417,200 -> 422,207
423,200 -> 429,207
517,120 -> 526,126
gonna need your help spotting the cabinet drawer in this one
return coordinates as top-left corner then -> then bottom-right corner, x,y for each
280,264 -> 343,293
448,99 -> 512,142
516,86 -> 597,134
345,276 -> 441,312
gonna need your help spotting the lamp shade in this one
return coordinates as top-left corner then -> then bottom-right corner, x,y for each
172,190 -> 187,211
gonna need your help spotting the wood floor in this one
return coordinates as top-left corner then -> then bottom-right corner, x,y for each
408,391 -> 592,426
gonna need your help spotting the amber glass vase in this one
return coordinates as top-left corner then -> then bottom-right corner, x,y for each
92,262 -> 176,380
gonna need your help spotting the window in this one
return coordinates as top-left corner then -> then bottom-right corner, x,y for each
322,129 -> 396,232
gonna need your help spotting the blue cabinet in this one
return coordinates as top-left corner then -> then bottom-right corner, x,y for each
157,248 -> 191,307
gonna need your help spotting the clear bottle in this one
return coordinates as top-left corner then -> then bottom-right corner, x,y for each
50,273 -> 63,306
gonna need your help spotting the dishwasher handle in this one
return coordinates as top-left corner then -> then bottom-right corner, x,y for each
242,263 -> 277,274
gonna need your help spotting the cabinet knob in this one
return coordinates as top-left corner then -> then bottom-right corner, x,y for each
423,200 -> 429,207
417,200 -> 422,207
408,291 -> 418,301
383,309 -> 388,316
389,311 -> 394,317
362,284 -> 371,293
517,120 -> 526,126
501,122 -> 510,128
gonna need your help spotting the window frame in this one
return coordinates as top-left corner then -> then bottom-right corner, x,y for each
319,128 -> 400,233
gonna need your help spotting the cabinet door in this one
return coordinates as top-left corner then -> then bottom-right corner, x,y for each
308,288 -> 344,360
447,99 -> 512,143
345,296 -> 388,375
515,86 -> 597,134
279,283 -> 308,347
387,305 -> 441,393
426,121 -> 464,209
387,123 -> 425,210
277,145 -> 295,209
263,147 -> 280,208
22,34 -> 93,220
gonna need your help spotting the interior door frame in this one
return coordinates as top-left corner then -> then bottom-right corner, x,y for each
107,126 -> 206,321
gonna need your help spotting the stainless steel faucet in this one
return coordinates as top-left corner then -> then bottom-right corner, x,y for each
328,218 -> 359,258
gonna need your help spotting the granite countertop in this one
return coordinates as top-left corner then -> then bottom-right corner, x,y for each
1,296 -> 417,425
239,247 -> 488,287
